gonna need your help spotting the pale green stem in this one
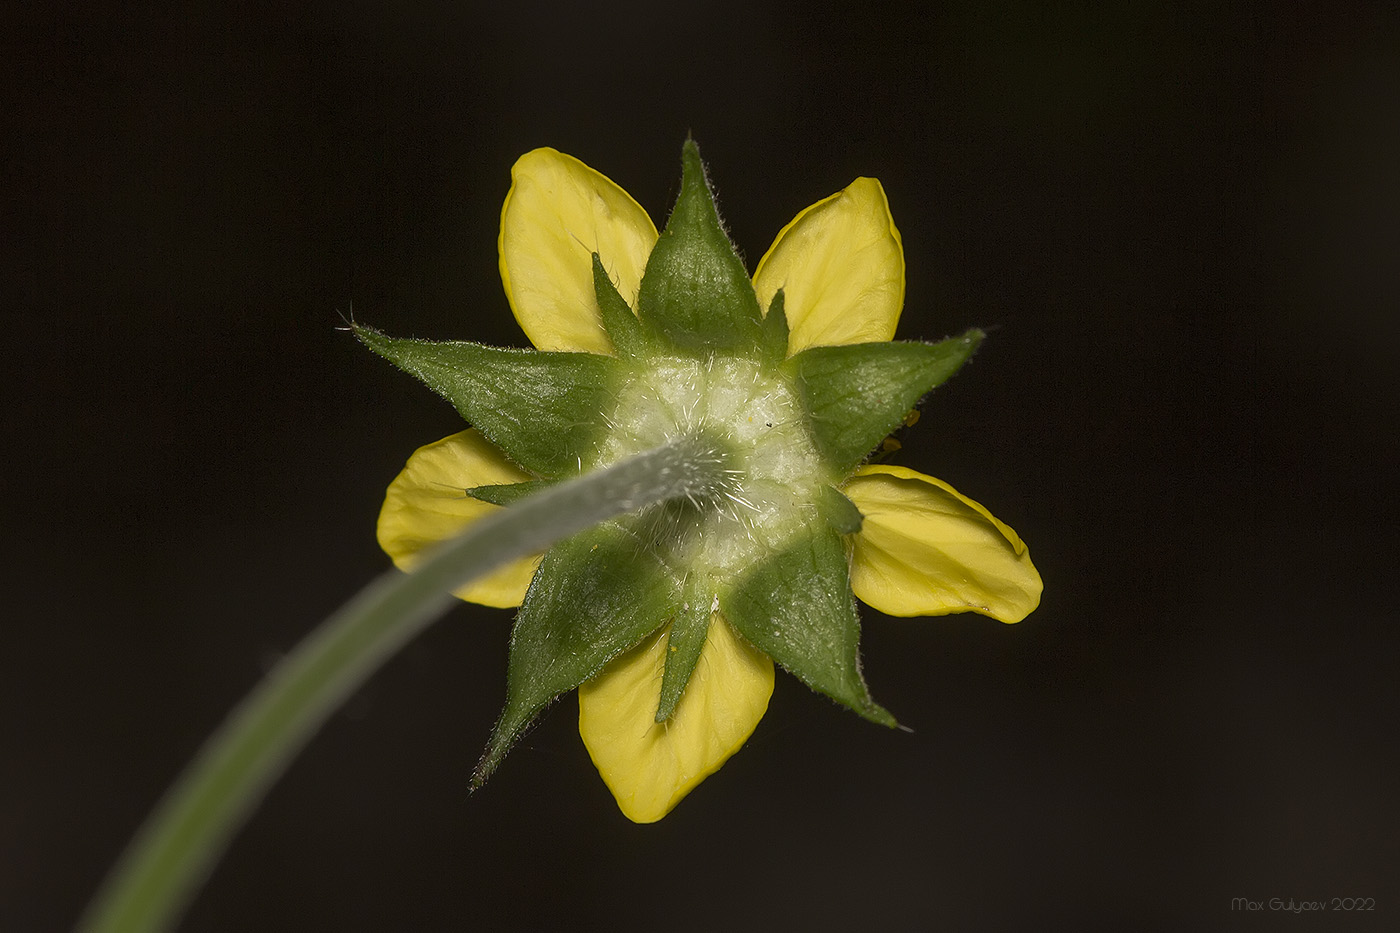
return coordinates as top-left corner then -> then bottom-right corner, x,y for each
78,436 -> 727,933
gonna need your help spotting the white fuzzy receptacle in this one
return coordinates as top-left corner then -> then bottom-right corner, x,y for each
594,355 -> 830,576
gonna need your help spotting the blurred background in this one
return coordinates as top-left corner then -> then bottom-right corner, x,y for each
6,2 -> 1398,929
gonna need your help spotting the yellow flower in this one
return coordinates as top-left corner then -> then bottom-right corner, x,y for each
376,147 -> 1041,822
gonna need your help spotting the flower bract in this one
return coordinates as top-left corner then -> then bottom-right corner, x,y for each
359,142 -> 1042,822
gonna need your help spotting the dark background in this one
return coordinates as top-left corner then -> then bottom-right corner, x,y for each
6,2 -> 1398,930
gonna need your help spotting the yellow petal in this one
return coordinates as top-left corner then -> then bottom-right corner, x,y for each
843,465 -> 1042,622
498,148 -> 658,354
377,430 -> 541,608
752,177 -> 905,353
578,614 -> 774,823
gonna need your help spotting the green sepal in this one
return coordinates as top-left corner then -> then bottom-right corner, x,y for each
472,521 -> 680,787
637,140 -> 765,355
655,574 -> 716,722
355,325 -> 620,478
722,525 -> 895,727
464,480 -> 551,506
783,329 -> 984,472
761,288 -> 791,364
591,252 -> 646,358
819,485 -> 864,534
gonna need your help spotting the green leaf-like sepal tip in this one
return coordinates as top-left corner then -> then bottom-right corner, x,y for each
592,252 -> 646,358
761,288 -> 791,364
784,329 -> 985,472
655,574 -> 716,723
819,485 -> 864,535
473,521 -> 681,787
464,481 -> 552,506
355,324 -> 621,477
723,523 -> 895,727
637,140 -> 765,354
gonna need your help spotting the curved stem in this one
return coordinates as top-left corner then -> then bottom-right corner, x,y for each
78,436 -> 728,933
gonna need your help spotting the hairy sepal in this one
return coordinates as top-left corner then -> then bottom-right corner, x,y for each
782,330 -> 984,472
637,141 -> 765,355
592,252 -> 646,358
356,325 -> 620,477
722,523 -> 895,727
819,485 -> 864,534
760,288 -> 791,364
655,573 -> 717,723
463,480 -> 552,506
472,521 -> 680,787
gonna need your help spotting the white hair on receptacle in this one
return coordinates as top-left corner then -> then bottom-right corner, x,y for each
592,354 -> 829,576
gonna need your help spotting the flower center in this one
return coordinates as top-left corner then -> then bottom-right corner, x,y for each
596,355 -> 829,576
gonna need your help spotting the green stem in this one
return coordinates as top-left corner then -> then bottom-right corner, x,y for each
78,436 -> 727,933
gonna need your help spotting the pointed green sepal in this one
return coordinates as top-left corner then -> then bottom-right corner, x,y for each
355,325 -> 621,478
722,525 -> 895,727
637,140 -> 765,354
761,288 -> 791,363
819,484 -> 864,534
591,252 -> 646,358
655,574 -> 716,722
472,521 -> 681,787
464,480 -> 551,506
783,329 -> 984,472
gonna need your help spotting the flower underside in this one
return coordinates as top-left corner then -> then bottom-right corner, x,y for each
361,141 -> 1042,822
